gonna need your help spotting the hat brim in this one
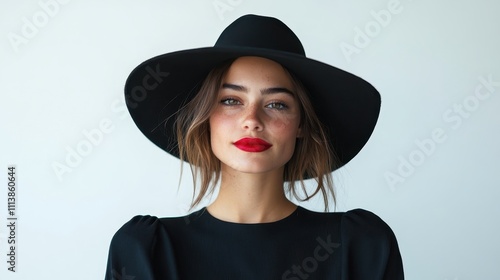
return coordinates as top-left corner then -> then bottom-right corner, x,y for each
125,46 -> 380,172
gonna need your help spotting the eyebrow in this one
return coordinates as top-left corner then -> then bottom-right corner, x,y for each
222,83 -> 295,96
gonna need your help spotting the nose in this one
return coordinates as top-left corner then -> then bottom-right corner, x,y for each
242,104 -> 264,131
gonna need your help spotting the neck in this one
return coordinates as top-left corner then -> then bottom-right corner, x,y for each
206,166 -> 296,223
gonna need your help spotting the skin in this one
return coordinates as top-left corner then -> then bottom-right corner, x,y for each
207,56 -> 302,223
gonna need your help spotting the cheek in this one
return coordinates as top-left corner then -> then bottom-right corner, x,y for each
209,111 -> 235,144
209,111 -> 228,131
270,115 -> 300,135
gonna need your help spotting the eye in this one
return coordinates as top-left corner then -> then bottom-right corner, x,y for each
220,98 -> 241,106
266,101 -> 288,110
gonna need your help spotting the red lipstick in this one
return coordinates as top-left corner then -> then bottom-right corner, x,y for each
233,137 -> 272,152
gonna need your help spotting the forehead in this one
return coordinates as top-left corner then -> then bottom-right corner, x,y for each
222,56 -> 295,89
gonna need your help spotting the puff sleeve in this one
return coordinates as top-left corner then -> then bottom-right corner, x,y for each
104,215 -> 179,280
340,209 -> 404,280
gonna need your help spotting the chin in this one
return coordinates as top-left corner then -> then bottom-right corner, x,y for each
223,161 -> 286,176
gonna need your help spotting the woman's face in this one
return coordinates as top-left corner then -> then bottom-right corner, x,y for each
209,56 -> 302,177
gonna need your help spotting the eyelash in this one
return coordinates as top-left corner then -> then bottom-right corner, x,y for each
220,98 -> 289,110
220,98 -> 241,106
266,101 -> 288,110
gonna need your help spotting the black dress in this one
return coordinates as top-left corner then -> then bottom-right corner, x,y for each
105,206 -> 404,279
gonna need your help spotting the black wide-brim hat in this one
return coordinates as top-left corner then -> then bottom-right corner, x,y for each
125,14 -> 380,172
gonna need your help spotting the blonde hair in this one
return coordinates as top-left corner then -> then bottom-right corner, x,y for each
176,58 -> 339,211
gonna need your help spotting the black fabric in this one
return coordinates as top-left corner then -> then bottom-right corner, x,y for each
105,207 -> 404,279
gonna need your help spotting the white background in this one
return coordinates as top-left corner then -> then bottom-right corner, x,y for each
1,0 -> 499,279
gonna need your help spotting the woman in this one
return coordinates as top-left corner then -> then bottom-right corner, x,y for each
105,15 -> 404,279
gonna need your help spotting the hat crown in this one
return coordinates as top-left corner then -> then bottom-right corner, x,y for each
215,15 -> 305,56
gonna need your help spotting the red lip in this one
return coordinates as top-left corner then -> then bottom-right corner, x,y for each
233,137 -> 272,152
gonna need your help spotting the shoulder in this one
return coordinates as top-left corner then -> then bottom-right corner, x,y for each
340,208 -> 400,255
339,209 -> 404,279
106,215 -> 185,279
109,215 -> 163,253
110,212 -> 195,248
295,207 -> 396,243
115,215 -> 161,234
340,208 -> 396,242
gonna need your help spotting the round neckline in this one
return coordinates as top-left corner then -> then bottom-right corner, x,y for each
199,206 -> 301,226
